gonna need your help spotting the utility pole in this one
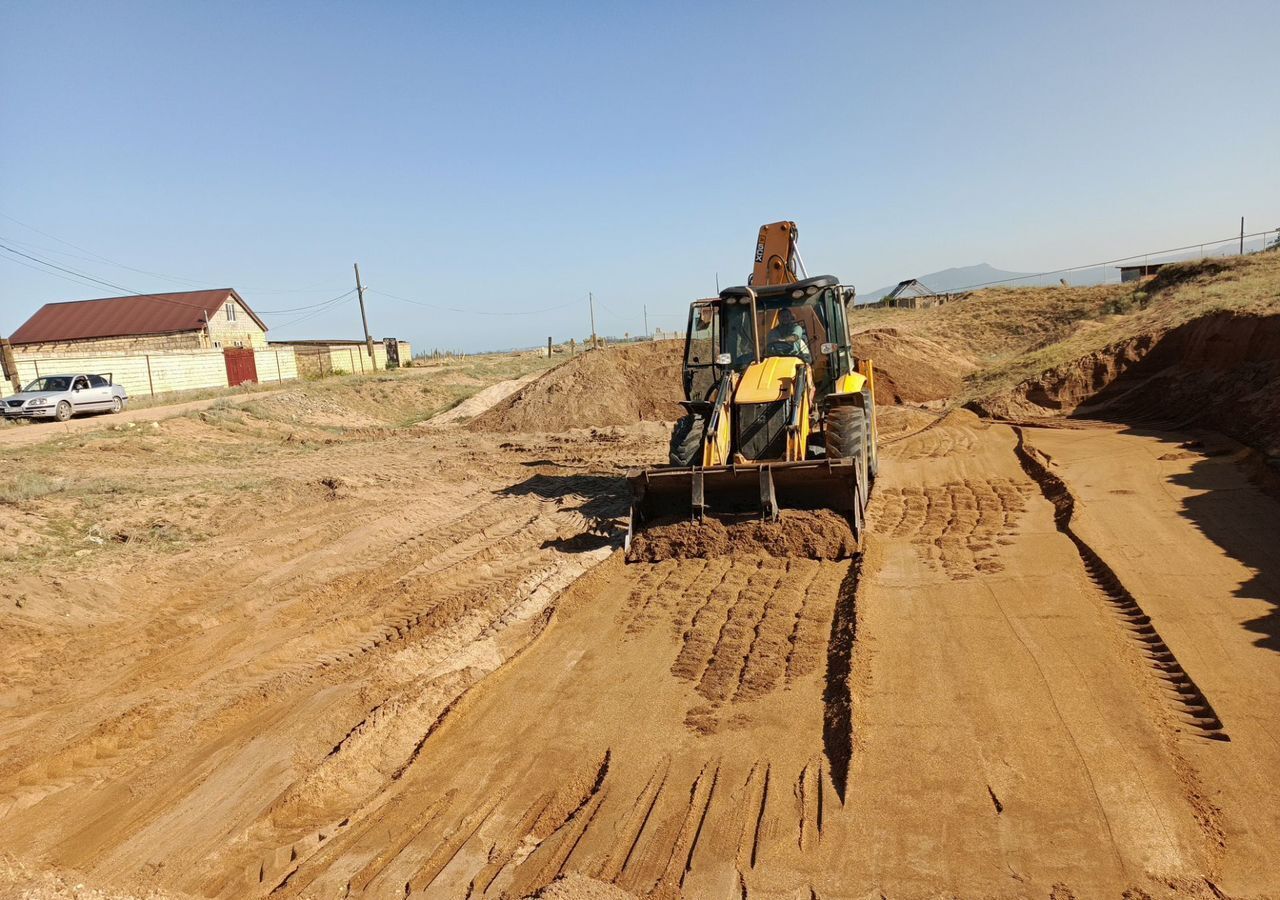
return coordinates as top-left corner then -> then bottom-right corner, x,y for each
354,262 -> 374,360
589,292 -> 598,350
643,304 -> 649,339
1240,217 -> 1245,256
0,337 -> 20,393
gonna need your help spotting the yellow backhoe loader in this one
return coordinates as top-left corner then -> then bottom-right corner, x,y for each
626,222 -> 878,551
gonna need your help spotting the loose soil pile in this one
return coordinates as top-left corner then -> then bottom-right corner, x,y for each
851,327 -> 973,404
470,341 -> 685,433
627,509 -> 857,561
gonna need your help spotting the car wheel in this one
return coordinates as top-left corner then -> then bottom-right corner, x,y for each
111,397 -> 123,414
55,400 -> 73,422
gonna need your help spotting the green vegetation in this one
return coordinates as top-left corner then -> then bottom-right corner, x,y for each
0,473 -> 66,504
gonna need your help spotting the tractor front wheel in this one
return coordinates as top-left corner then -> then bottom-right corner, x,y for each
668,413 -> 707,467
824,405 -> 865,462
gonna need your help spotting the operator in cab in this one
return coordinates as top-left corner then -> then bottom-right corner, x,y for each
766,307 -> 812,363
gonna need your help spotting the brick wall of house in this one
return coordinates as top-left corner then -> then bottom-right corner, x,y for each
206,298 -> 268,348
11,331 -> 207,355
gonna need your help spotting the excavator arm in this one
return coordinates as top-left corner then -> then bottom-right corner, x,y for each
750,221 -> 806,286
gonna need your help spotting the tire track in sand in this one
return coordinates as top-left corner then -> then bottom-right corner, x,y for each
1013,428 -> 1228,742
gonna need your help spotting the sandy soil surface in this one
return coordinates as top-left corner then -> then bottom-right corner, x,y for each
470,342 -> 685,432
0,391 -> 282,447
3,302 -> 1280,898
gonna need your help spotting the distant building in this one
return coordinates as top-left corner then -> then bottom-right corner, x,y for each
870,279 -> 967,310
8,288 -> 267,354
1119,263 -> 1165,283
884,279 -> 935,302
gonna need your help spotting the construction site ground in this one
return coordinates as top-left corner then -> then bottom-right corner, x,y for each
3,257 -> 1280,899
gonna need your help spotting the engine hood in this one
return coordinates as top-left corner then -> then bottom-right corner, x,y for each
733,356 -> 803,404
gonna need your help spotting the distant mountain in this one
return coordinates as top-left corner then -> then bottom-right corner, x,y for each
859,262 -> 1109,302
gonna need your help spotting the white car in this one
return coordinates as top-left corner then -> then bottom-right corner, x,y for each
3,373 -> 130,422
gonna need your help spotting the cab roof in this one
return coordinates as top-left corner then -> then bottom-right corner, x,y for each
719,275 -> 840,301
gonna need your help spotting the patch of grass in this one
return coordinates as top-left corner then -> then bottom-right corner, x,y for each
0,473 -> 65,504
124,379 -> 278,411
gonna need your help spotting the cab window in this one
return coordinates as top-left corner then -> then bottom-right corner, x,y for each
685,304 -> 716,366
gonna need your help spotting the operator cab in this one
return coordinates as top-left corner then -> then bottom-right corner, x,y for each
682,275 -> 857,402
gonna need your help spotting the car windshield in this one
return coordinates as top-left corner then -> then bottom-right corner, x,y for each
22,376 -> 71,392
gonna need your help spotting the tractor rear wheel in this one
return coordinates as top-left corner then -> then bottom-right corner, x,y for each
668,413 -> 706,467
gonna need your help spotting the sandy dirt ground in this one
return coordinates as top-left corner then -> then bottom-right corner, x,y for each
0,391 -> 282,447
2,343 -> 1279,898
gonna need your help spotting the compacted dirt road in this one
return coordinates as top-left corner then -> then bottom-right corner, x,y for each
2,354 -> 1279,897
230,412 -> 1280,899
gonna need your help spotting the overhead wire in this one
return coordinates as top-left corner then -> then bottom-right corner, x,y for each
0,237 -> 353,322
0,248 -> 127,294
0,210 -> 345,295
369,288 -> 580,317
271,295 -> 359,331
253,288 -> 357,314
0,240 -> 148,297
945,230 -> 1277,292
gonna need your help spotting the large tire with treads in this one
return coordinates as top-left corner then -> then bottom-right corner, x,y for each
668,413 -> 707,466
826,405 -> 870,516
862,385 -> 879,482
824,405 -> 865,462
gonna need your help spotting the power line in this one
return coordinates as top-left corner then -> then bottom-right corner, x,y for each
0,240 -> 147,297
0,234 -> 214,289
271,295 -> 359,331
369,288 -> 580,317
254,288 -> 357,314
0,248 -> 119,293
0,240 -> 354,324
946,229 -> 1278,293
0,210 -> 344,294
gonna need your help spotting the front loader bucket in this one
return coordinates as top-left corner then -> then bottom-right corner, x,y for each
625,459 -> 867,553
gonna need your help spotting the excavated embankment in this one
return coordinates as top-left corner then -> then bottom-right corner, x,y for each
973,311 -> 1280,455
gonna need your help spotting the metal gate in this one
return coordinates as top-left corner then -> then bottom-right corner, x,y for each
224,347 -> 258,386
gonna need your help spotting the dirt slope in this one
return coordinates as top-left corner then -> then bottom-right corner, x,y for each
470,342 -> 685,432
849,327 -> 972,404
974,310 -> 1280,454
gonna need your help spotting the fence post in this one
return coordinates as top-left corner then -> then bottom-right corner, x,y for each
145,354 -> 155,396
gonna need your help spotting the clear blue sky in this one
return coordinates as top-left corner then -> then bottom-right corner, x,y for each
2,1 -> 1277,352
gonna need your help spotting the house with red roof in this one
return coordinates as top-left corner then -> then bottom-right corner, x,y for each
8,288 -> 267,354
